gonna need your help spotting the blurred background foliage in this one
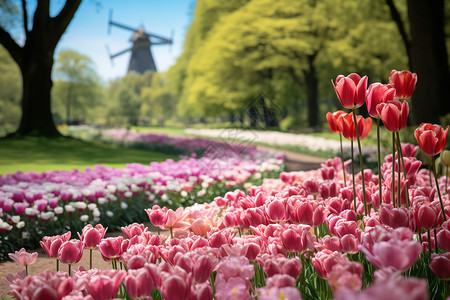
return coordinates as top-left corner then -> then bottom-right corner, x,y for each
0,0 -> 448,132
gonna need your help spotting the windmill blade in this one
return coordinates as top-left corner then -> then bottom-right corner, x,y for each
143,30 -> 172,43
108,9 -> 113,35
110,20 -> 140,33
111,47 -> 133,59
105,44 -> 115,67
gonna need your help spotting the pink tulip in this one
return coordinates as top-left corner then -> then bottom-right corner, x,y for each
145,205 -> 168,227
265,199 -> 286,222
78,224 -> 107,249
379,204 -> 410,229
415,203 -> 439,229
8,248 -> 38,266
327,262 -> 363,292
265,274 -> 296,288
312,250 -> 348,279
359,226 -> 422,271
85,270 -> 127,300
437,223 -> 450,251
160,272 -> 191,300
429,253 -> 450,280
124,268 -> 155,299
121,223 -> 147,239
332,73 -> 368,109
340,234 -> 360,254
192,254 -> 217,283
8,270 -> 74,300
389,69 -> 417,100
335,274 -> 427,300
190,218 -> 211,236
98,236 -> 125,261
190,283 -> 213,300
366,83 -> 395,118
317,235 -> 342,252
377,100 -> 409,132
40,232 -> 71,259
216,255 -> 254,280
281,228 -> 302,253
58,239 -> 84,264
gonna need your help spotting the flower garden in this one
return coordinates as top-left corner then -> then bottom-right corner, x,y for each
2,70 -> 450,300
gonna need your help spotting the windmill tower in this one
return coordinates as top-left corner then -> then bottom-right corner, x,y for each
107,11 -> 172,74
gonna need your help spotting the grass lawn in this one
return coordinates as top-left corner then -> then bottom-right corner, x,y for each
0,137 -> 178,175
131,126 -> 185,135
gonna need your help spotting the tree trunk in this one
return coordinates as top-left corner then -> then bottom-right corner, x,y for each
16,47 -> 60,136
408,0 -> 450,124
303,54 -> 319,128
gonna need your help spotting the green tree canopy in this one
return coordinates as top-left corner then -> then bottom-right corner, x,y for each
52,49 -> 102,124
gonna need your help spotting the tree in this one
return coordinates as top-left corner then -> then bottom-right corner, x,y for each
104,71 -> 154,126
386,0 -> 450,124
172,0 -> 406,128
141,72 -> 177,126
0,46 -> 21,127
0,0 -> 82,136
52,49 -> 101,124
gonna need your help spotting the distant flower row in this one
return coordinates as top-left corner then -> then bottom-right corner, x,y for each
0,132 -> 284,257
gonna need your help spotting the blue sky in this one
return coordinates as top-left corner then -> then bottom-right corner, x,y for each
55,0 -> 195,81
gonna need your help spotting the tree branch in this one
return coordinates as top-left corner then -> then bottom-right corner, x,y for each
385,0 -> 411,61
21,0 -> 29,36
0,26 -> 23,66
51,0 -> 82,42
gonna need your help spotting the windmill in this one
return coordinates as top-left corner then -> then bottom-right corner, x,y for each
106,10 -> 173,74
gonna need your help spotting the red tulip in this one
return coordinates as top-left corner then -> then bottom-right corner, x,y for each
58,239 -> 84,264
389,69 -> 417,100
332,73 -> 368,109
414,123 -> 449,156
338,112 -> 372,140
377,99 -> 409,132
326,110 -> 346,133
366,83 -> 395,118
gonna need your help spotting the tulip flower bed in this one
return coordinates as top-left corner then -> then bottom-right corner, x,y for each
3,69 -> 450,299
0,143 -> 283,261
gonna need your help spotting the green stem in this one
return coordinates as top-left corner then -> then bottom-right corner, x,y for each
89,248 -> 93,270
434,228 -> 439,253
56,259 -> 59,272
169,227 -> 173,239
351,139 -> 357,214
392,132 -> 396,207
25,265 -> 28,276
427,230 -> 432,258
396,132 -> 410,208
339,134 -> 347,187
68,264 -> 72,277
352,110 -> 367,216
432,156 -> 447,221
376,119 -> 382,203
397,139 -> 402,207
446,165 -> 448,195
